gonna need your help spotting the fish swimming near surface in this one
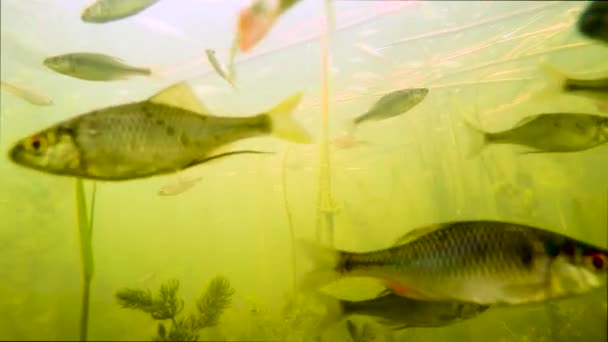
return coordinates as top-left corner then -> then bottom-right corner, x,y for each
534,61 -> 608,104
237,0 -> 303,52
43,52 -> 156,81
577,1 -> 608,44
158,176 -> 203,196
352,88 -> 428,127
205,49 -> 236,88
300,220 -> 608,306
0,81 -> 53,106
81,0 -> 161,23
464,112 -> 608,157
8,82 -> 312,181
315,290 -> 490,332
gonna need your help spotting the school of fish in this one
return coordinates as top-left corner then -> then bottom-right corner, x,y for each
1,0 -> 607,337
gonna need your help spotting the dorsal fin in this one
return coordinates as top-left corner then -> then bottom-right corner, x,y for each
393,223 -> 447,246
512,114 -> 549,129
148,82 -> 210,114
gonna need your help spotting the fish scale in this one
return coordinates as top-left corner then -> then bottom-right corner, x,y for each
301,220 -> 608,305
9,82 -> 311,180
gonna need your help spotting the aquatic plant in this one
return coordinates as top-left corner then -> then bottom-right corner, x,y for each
115,275 -> 235,341
316,0 -> 338,246
75,179 -> 97,341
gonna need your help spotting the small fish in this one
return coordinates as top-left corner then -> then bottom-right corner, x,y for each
237,0 -> 303,52
8,82 -> 312,181
300,220 -> 608,305
81,0 -> 161,23
43,53 -> 155,81
331,132 -> 370,149
158,176 -> 203,196
353,42 -> 384,59
205,49 -> 236,88
577,1 -> 608,44
535,61 -> 608,103
464,113 -> 608,157
317,290 -> 489,331
352,88 -> 428,126
0,81 -> 53,106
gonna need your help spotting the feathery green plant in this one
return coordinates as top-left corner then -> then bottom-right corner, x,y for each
116,275 -> 235,341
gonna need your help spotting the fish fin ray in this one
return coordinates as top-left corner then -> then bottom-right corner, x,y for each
298,240 -> 343,293
149,82 -> 210,114
267,92 -> 312,144
462,117 -> 489,159
393,223 -> 447,246
311,292 -> 345,333
383,280 -> 432,300
533,59 -> 567,101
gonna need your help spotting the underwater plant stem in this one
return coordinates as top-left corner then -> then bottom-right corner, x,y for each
315,0 -> 336,246
80,279 -> 92,341
281,147 -> 297,292
75,178 -> 95,341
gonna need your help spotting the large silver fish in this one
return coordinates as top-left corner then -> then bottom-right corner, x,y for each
9,82 -> 311,180
81,0 -> 161,23
43,53 -> 154,81
300,220 -> 608,306
465,113 -> 608,156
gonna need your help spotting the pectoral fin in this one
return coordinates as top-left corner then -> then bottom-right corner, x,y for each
383,280 -> 431,300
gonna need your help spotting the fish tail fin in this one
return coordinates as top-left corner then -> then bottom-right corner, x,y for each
313,292 -> 346,333
462,118 -> 489,159
533,60 -> 567,101
344,118 -> 357,135
298,240 -> 344,293
267,92 -> 313,144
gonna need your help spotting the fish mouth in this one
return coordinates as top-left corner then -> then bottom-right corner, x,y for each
8,143 -> 25,164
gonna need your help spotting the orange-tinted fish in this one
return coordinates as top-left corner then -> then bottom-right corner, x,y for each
236,0 -> 302,52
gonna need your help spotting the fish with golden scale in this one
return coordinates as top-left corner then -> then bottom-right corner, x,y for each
8,82 -> 312,181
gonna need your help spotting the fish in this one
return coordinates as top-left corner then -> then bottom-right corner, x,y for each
158,176 -> 203,196
0,81 -> 53,106
43,53 -> 156,81
352,88 -> 429,126
331,132 -> 370,149
237,0 -> 303,52
577,1 -> 608,44
535,61 -> 608,104
299,220 -> 608,306
464,113 -> 608,157
315,290 -> 490,331
205,49 -> 236,88
8,81 -> 312,181
81,0 -> 161,23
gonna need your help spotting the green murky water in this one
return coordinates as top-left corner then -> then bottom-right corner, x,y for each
1,1 -> 607,341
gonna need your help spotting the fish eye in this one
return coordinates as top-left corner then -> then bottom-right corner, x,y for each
586,253 -> 607,271
26,135 -> 47,152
